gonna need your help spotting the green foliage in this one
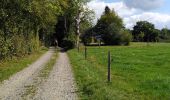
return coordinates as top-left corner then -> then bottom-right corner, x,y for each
0,36 -> 12,59
81,28 -> 94,45
0,0 -> 93,59
159,28 -> 170,42
94,6 -> 131,45
131,21 -> 170,43
132,21 -> 160,42
53,0 -> 94,48
138,32 -> 145,42
0,0 -> 68,60
120,30 -> 132,45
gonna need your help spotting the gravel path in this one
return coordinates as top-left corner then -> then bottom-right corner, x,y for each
34,52 -> 78,100
0,48 -> 54,100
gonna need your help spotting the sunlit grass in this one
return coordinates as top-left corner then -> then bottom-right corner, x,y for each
68,42 -> 170,100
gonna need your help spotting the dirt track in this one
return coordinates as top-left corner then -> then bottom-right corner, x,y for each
34,52 -> 78,100
0,49 -> 77,100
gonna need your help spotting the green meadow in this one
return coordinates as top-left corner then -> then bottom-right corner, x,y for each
68,43 -> 170,100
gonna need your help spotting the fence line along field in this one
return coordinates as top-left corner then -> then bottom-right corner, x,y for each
68,43 -> 170,100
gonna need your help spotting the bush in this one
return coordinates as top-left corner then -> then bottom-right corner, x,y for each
60,33 -> 76,50
60,40 -> 75,50
120,30 -> 132,45
81,31 -> 93,45
0,30 -> 40,60
102,30 -> 132,45
0,37 -> 12,59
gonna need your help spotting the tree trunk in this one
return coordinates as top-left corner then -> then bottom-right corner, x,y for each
34,25 -> 40,50
77,33 -> 80,51
76,10 -> 81,52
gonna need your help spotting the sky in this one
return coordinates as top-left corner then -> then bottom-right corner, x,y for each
87,0 -> 170,29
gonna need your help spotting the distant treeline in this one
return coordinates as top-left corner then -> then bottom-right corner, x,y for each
81,6 -> 170,45
82,6 -> 132,46
131,21 -> 170,43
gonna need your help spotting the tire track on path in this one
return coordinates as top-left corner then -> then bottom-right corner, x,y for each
34,52 -> 78,100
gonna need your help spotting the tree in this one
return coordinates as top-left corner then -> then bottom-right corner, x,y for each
53,0 -> 93,49
159,28 -> 170,42
0,0 -> 69,59
132,21 -> 159,42
160,28 -> 170,39
0,0 -> 93,59
94,6 -> 131,45
81,27 -> 95,45
138,32 -> 145,42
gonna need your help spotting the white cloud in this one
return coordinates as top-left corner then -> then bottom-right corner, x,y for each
88,0 -> 170,29
123,0 -> 164,10
124,12 -> 170,29
87,0 -> 139,21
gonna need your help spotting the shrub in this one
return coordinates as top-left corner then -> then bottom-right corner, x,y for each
81,29 -> 93,45
60,40 -> 75,50
120,30 -> 132,45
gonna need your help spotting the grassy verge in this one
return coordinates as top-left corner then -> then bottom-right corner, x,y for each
22,51 -> 58,98
0,47 -> 48,82
68,43 -> 170,100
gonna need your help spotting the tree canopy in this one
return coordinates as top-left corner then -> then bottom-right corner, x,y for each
132,21 -> 160,42
92,6 -> 131,45
0,0 -> 93,59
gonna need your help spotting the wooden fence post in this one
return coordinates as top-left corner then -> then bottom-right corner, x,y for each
85,46 -> 87,59
108,51 -> 111,82
99,39 -> 101,48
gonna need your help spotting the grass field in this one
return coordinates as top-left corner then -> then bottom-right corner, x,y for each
0,48 -> 48,82
68,43 -> 170,100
